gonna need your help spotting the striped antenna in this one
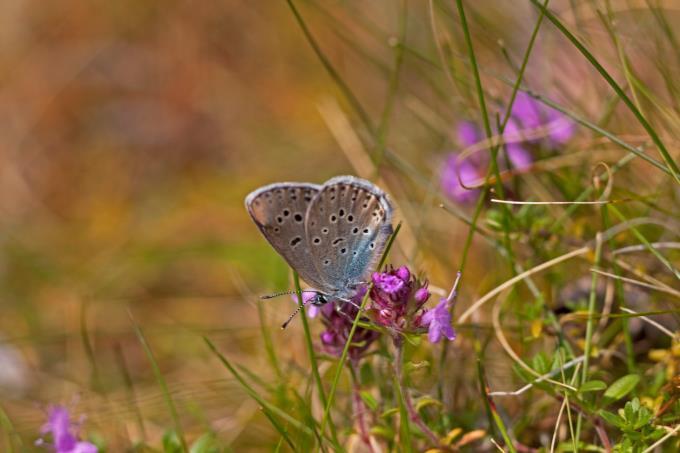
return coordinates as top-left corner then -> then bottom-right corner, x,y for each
260,290 -> 298,300
280,292 -> 317,329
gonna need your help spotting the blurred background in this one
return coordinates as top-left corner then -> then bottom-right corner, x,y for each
0,0 -> 678,450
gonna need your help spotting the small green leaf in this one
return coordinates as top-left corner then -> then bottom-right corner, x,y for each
162,430 -> 182,453
598,410 -> 625,428
604,374 -> 640,402
579,380 -> 607,393
360,391 -> 378,411
404,360 -> 430,373
190,432 -> 219,453
531,352 -> 550,374
402,332 -> 422,346
380,407 -> 399,419
414,397 -> 443,412
370,425 -> 394,439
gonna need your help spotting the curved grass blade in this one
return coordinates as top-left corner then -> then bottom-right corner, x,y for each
528,0 -> 680,183
293,271 -> 340,448
204,336 -> 314,451
129,311 -> 188,452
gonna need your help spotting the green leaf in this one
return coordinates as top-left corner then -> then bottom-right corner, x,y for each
604,374 -> 640,402
370,425 -> 394,439
414,397 -> 443,412
360,391 -> 378,411
579,380 -> 607,393
531,352 -> 550,374
162,431 -> 182,453
380,407 -> 399,419
190,433 -> 219,453
404,360 -> 430,373
598,410 -> 625,429
402,332 -> 422,347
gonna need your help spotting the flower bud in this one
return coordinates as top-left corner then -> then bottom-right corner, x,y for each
414,287 -> 430,304
396,266 -> 410,282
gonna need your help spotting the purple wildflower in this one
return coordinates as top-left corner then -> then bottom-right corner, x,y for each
442,94 -> 575,203
440,153 -> 483,203
545,109 -> 575,146
318,288 -> 378,362
37,406 -> 98,453
457,120 -> 480,148
421,298 -> 456,343
414,285 -> 430,304
369,266 -> 430,331
509,92 -> 575,148
372,272 -> 405,294
440,121 -> 488,204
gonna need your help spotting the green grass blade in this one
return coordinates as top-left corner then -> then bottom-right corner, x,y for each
393,373 -> 413,451
609,205 -> 680,280
257,298 -> 284,382
375,0 -> 408,169
80,300 -> 101,392
528,0 -> 680,183
476,356 -> 516,453
286,0 -> 375,137
0,404 -> 19,453
293,271 -> 341,448
114,344 -> 147,441
204,336 -> 316,450
129,311 -> 188,452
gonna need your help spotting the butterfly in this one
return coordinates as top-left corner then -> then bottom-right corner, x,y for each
245,175 -> 393,325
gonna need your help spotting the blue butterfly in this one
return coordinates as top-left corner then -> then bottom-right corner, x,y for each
245,175 -> 393,324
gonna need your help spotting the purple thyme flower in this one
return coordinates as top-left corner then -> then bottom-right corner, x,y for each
509,92 -> 574,148
441,121 -> 488,203
440,153 -> 483,203
36,406 -> 98,453
421,298 -> 456,343
545,108 -> 575,146
442,95 -> 575,201
369,266 -> 430,331
372,272 -> 405,294
318,288 -> 378,362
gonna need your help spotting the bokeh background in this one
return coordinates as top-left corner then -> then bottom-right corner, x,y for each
0,0 -> 678,451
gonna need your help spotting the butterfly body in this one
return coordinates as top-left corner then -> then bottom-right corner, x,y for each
245,175 -> 393,303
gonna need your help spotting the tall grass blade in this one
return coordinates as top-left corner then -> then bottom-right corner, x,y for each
528,0 -> 680,183
129,311 -> 188,452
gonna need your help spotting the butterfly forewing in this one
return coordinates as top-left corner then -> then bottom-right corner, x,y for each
245,182 -> 328,290
304,176 -> 393,298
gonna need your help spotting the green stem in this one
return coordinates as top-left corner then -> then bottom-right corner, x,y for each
393,341 -> 414,452
575,233 -> 604,445
476,356 -> 517,453
320,223 -> 402,441
375,0 -> 408,169
528,0 -> 680,183
394,340 -> 439,448
285,0 -> 375,137
293,271 -> 340,447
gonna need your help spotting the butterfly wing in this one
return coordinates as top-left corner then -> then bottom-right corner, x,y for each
304,175 -> 393,297
245,182 -> 329,290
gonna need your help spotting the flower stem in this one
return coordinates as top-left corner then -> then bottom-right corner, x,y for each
394,340 -> 440,447
293,271 -> 340,449
320,223 -> 401,437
